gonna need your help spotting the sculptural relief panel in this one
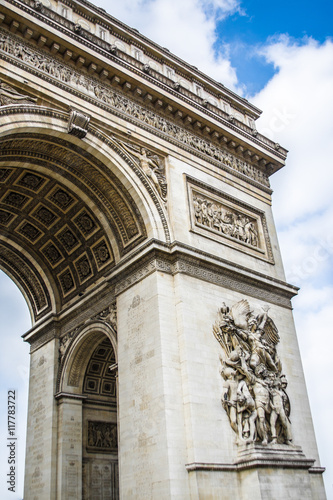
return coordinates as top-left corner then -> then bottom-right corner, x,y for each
87,421 -> 117,452
187,178 -> 274,263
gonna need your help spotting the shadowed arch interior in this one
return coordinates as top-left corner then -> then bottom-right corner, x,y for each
0,130 -> 147,321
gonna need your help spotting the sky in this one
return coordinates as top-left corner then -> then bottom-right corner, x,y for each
1,0 -> 333,498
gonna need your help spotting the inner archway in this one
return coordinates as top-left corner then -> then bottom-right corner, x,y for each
56,323 -> 118,500
82,337 -> 118,499
0,108 -> 170,499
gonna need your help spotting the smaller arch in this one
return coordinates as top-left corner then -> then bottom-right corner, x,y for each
58,322 -> 117,396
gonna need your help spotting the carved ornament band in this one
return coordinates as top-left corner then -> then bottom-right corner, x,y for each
0,28 -> 270,190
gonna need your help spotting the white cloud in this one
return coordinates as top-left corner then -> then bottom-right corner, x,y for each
252,37 -> 333,225
253,37 -> 333,496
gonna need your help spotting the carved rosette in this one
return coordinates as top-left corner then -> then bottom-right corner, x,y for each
213,299 -> 292,446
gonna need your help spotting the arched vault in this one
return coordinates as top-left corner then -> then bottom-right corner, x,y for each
0,106 -> 170,322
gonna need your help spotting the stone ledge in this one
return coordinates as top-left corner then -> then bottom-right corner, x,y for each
186,443 -> 320,473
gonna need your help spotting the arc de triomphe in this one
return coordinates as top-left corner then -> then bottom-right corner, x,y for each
0,0 -> 326,498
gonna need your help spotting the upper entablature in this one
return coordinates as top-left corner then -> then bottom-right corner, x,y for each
52,0 -> 260,125
1,0 -> 288,173
7,0 -> 260,128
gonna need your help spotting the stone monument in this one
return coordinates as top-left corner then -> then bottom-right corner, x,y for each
0,0 -> 326,498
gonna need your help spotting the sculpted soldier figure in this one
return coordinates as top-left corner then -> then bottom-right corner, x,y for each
249,364 -> 271,445
221,366 -> 239,435
270,377 -> 292,444
236,379 -> 257,443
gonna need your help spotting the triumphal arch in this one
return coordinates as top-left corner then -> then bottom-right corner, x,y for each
0,0 -> 326,498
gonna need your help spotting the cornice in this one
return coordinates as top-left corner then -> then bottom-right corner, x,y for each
0,33 -> 273,191
69,0 -> 263,118
107,240 -> 298,308
2,0 -> 288,168
45,0 -> 261,115
22,238 -> 298,352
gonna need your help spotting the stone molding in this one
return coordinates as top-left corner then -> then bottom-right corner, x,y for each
0,240 -> 51,318
54,392 -> 87,401
186,444 -> 318,473
27,323 -> 58,353
1,28 -> 274,191
24,238 -> 298,354
110,243 -> 297,308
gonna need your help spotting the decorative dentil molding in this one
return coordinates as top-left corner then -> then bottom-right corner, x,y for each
0,29 -> 270,189
213,299 -> 292,446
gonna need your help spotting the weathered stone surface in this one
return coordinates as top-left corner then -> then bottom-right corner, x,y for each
0,0 -> 325,498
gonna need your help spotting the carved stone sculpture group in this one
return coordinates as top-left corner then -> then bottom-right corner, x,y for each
213,299 -> 292,446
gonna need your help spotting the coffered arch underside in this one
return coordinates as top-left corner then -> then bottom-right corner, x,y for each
57,321 -> 118,397
0,107 -> 170,321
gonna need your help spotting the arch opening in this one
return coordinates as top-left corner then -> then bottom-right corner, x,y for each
58,330 -> 119,500
82,337 -> 119,499
0,113 -> 169,322
0,270 -> 31,498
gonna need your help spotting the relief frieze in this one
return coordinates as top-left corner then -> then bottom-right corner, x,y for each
187,178 -> 274,263
0,29 -> 270,188
193,193 -> 259,247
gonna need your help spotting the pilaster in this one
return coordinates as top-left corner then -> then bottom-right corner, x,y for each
24,337 -> 58,500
